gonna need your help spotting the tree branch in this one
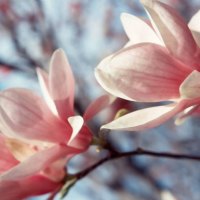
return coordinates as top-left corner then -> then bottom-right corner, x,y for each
74,147 -> 200,181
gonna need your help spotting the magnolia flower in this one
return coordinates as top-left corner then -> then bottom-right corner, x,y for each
95,0 -> 200,131
0,49 -> 113,199
0,134 -> 78,199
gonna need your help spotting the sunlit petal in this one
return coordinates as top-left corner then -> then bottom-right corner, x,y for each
49,49 -> 75,119
121,13 -> 163,45
96,43 -> 191,102
141,0 -> 200,68
36,67 -> 58,116
0,88 -> 69,143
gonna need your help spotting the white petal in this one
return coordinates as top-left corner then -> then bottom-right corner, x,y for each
67,116 -> 84,145
121,13 -> 163,45
101,103 -> 184,131
36,68 -> 58,116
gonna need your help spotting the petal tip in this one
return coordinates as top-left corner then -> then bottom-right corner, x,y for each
36,67 -> 43,77
55,48 -> 64,54
174,118 -> 184,126
120,12 -> 131,21
52,48 -> 66,60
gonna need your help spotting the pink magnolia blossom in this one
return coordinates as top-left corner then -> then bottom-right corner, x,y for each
0,49 -> 113,199
0,134 -> 77,199
95,0 -> 200,131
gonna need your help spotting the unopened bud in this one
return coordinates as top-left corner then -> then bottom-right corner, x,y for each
114,108 -> 129,119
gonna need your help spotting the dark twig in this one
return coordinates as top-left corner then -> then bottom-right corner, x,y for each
74,147 -> 200,181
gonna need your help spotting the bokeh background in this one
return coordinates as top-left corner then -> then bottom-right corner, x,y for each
0,0 -> 200,200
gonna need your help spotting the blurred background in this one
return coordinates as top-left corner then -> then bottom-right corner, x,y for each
0,0 -> 200,200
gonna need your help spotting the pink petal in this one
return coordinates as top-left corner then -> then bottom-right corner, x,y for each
68,116 -> 92,150
95,55 -> 134,101
0,144 -> 79,181
0,175 -> 59,200
69,125 -> 92,151
0,135 -> 19,173
101,100 -> 194,131
180,70 -> 200,99
188,10 -> 200,47
43,158 -> 67,182
175,103 -> 200,125
175,105 -> 200,125
83,94 -> 116,121
120,13 -> 163,46
0,88 -> 70,143
141,0 -> 200,68
36,67 -> 58,116
95,43 -> 192,102
49,49 -> 75,119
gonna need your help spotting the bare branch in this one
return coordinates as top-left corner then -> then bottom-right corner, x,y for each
74,147 -> 200,181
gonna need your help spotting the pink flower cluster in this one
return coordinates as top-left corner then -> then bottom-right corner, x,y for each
0,49 -> 113,199
95,0 -> 200,131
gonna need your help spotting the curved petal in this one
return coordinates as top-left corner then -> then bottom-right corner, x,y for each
101,104 -> 176,131
0,144 -> 79,181
83,94 -> 116,121
175,105 -> 200,125
67,116 -> 92,150
49,49 -> 75,120
141,0 -> 200,68
188,10 -> 200,47
180,70 -> 200,99
0,175 -> 59,200
95,43 -> 192,102
36,67 -> 58,116
68,116 -> 84,145
95,55 -> 134,101
69,125 -> 92,151
0,88 -> 70,143
101,100 -> 192,131
120,13 -> 163,46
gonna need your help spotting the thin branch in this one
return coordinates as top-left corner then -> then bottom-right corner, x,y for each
74,147 -> 200,180
0,60 -> 19,70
